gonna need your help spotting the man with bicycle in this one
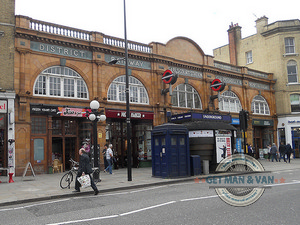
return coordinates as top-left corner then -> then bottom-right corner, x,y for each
73,148 -> 99,195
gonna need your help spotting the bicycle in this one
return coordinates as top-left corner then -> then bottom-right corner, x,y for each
60,159 -> 101,189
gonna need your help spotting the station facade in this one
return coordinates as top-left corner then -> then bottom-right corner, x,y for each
12,15 -> 277,175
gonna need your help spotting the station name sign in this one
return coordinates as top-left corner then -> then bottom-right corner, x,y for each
170,112 -> 231,123
30,41 -> 93,60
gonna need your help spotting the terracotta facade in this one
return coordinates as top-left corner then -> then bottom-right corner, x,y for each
13,15 -> 277,175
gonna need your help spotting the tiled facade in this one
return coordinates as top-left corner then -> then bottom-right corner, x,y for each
12,15 -> 277,175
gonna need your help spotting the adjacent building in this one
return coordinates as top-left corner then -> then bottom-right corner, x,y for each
0,0 -> 16,172
214,16 -> 300,157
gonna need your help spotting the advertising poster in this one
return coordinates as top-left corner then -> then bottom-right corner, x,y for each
215,130 -> 232,163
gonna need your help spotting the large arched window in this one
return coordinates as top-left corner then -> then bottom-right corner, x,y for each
33,66 -> 88,99
287,60 -> 298,83
251,95 -> 270,115
171,84 -> 202,109
107,75 -> 149,104
219,91 -> 242,113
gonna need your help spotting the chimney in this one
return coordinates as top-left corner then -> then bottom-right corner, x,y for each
255,16 -> 268,34
227,23 -> 241,65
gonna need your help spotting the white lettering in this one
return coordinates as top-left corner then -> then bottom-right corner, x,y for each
39,44 -> 45,51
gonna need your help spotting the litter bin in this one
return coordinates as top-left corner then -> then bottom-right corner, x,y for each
203,160 -> 209,175
190,155 -> 201,176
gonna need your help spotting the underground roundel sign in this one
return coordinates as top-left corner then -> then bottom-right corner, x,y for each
211,79 -> 224,91
162,70 -> 177,85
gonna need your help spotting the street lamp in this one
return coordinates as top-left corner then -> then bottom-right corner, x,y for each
109,0 -> 132,181
87,100 -> 106,181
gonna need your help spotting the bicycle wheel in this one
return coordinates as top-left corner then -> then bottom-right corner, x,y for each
60,172 -> 73,189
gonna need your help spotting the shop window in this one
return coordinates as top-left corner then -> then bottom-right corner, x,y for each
219,91 -> 242,113
287,60 -> 298,83
251,95 -> 270,115
33,66 -> 88,99
31,117 -> 47,134
171,84 -> 202,109
107,75 -> 149,104
290,94 -> 300,113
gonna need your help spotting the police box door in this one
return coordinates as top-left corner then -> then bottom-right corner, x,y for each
152,136 -> 167,177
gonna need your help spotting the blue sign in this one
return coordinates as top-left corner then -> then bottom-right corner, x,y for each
236,138 -> 242,153
231,118 -> 240,125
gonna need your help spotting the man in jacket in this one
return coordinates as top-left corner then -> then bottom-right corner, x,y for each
279,142 -> 287,162
285,143 -> 293,163
270,143 -> 278,162
73,148 -> 99,195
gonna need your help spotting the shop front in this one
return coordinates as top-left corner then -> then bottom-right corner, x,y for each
278,117 -> 300,158
252,119 -> 274,158
30,104 -> 92,173
105,109 -> 153,168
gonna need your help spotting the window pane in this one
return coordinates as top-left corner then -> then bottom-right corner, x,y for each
285,38 -> 295,54
171,84 -> 202,109
77,80 -> 88,98
34,139 -> 44,161
32,117 -> 47,134
49,77 -> 61,96
34,76 -> 46,95
64,78 -> 75,97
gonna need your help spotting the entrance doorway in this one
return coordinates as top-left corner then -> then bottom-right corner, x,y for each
52,137 -> 77,171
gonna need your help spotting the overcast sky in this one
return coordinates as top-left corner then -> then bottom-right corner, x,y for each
15,0 -> 300,55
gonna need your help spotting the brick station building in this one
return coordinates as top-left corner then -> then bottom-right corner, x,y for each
12,15 -> 277,175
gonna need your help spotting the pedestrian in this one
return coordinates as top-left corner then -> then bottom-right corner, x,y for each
285,143 -> 293,163
104,144 -> 113,174
267,144 -> 271,161
73,148 -> 99,195
102,144 -> 108,170
248,144 -> 253,157
270,143 -> 278,162
278,142 -> 286,162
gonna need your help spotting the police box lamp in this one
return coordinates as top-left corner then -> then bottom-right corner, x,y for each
161,69 -> 178,95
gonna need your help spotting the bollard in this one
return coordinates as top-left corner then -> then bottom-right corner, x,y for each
8,173 -> 14,183
203,160 -> 209,175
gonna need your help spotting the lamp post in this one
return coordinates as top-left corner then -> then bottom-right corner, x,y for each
109,0 -> 132,181
87,100 -> 106,181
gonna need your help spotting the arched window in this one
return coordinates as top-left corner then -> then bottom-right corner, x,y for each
171,84 -> 202,109
219,91 -> 242,113
107,75 -> 149,104
251,95 -> 270,115
287,60 -> 298,83
290,94 -> 300,113
33,66 -> 88,99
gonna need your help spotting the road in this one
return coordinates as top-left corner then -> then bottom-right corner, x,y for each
1,168 -> 299,225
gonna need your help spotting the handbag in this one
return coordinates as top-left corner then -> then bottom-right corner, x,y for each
77,174 -> 91,188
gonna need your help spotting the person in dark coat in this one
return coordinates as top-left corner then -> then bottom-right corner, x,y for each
285,143 -> 293,163
279,142 -> 286,162
102,144 -> 108,170
73,148 -> 99,195
270,143 -> 278,162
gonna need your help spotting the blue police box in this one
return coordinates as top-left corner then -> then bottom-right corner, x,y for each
151,123 -> 190,178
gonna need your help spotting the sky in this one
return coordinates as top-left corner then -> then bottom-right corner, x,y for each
15,0 -> 300,56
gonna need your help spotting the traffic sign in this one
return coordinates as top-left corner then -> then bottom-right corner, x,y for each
211,79 -> 225,91
162,70 -> 177,85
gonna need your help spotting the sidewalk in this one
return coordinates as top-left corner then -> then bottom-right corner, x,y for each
0,158 -> 300,207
